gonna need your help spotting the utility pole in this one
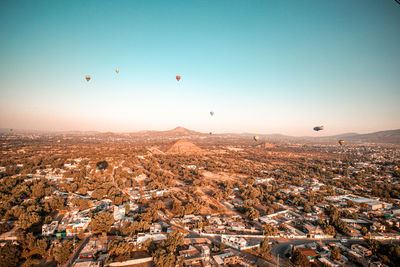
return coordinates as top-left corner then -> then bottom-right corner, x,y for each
277,255 -> 279,267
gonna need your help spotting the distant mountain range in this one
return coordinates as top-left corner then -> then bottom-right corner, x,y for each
128,126 -> 203,137
1,127 -> 399,145
330,129 -> 400,145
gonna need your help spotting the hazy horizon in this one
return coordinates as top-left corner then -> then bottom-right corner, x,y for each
1,1 -> 399,136
2,125 -> 400,138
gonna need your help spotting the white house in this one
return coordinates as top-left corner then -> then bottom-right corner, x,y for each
221,235 -> 247,250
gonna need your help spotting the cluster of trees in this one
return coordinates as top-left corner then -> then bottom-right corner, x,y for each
171,198 -> 201,217
0,232 -> 48,266
107,238 -> 138,262
0,177 -> 62,236
262,224 -> 278,236
370,182 -> 400,200
316,220 -> 336,236
258,237 -> 271,258
324,205 -> 350,235
71,197 -> 90,211
291,249 -> 310,267
90,211 -> 114,235
53,239 -> 74,265
366,239 -> 400,267
58,178 -> 128,206
329,245 -> 341,261
119,220 -> 150,236
152,231 -> 184,267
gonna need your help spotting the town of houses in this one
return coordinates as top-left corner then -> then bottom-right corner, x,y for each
0,134 -> 399,266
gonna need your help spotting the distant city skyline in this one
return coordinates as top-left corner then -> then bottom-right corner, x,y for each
1,0 -> 399,136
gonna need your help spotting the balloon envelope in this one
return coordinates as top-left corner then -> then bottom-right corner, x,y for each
176,75 -> 181,81
85,75 -> 91,82
338,140 -> 345,145
313,126 -> 324,131
210,111 -> 214,116
253,136 -> 259,141
116,69 -> 119,73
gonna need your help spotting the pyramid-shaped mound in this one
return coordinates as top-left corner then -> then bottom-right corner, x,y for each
167,139 -> 205,155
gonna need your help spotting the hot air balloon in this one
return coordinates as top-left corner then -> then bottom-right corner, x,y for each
253,136 -> 259,141
176,75 -> 181,81
85,75 -> 91,82
338,140 -> 345,145
313,126 -> 324,131
209,132 -> 212,135
96,161 -> 109,174
115,69 -> 119,73
210,111 -> 214,116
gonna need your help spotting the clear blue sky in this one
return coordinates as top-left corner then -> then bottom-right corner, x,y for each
0,0 -> 399,135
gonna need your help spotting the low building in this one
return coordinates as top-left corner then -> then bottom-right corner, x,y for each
351,244 -> 372,257
212,250 -> 238,266
150,223 -> 162,233
296,247 -> 318,263
42,221 -> 59,236
72,261 -> 101,267
136,233 -> 167,246
113,205 -> 125,221
319,257 -> 340,267
347,250 -> 368,266
66,219 -> 90,236
302,223 -> 324,238
178,245 -> 210,267
78,236 -> 108,260
221,235 -> 247,250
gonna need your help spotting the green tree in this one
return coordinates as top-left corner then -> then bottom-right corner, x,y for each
347,200 -> 355,207
53,240 -> 73,265
90,211 -> 114,235
263,224 -> 278,236
31,182 -> 46,199
360,203 -> 369,212
164,230 -> 184,254
366,239 -> 380,254
291,249 -> 310,267
246,207 -> 260,220
361,226 -> 369,235
18,212 -> 41,230
329,246 -> 341,261
323,225 -> 336,236
171,199 -> 184,217
153,248 -> 175,267
0,243 -> 22,267
259,237 -> 271,258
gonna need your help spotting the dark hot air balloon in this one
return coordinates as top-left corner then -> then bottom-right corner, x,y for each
313,126 -> 324,131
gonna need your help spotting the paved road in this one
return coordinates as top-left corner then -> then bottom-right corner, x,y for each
64,235 -> 91,267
